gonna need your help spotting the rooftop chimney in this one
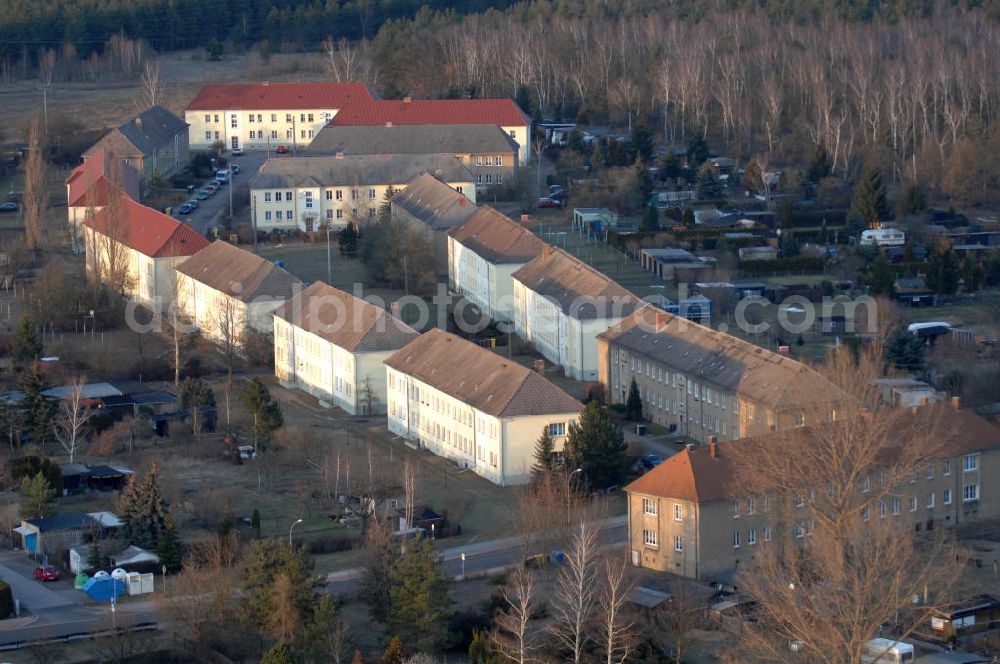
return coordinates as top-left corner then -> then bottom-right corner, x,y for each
655,312 -> 668,331
709,436 -> 718,459
385,122 -> 393,128
533,359 -> 545,375
951,395 -> 961,411
402,96 -> 412,105
134,118 -> 142,127
543,244 -> 554,257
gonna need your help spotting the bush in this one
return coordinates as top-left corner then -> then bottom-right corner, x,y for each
0,582 -> 11,618
305,536 -> 355,555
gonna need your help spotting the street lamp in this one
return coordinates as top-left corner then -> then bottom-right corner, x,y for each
289,518 -> 303,547
461,552 -> 466,578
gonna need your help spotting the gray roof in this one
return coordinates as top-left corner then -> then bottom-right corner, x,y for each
86,105 -> 188,157
391,173 -> 478,231
308,124 -> 519,157
249,154 -> 474,190
176,241 -> 302,303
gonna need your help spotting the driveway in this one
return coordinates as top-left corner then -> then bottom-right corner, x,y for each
172,150 -> 268,236
0,558 -> 75,611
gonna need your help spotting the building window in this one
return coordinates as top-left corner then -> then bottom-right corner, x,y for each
794,495 -> 805,508
794,524 -> 804,539
256,114 -> 262,122
964,454 -> 978,472
926,464 -> 934,480
476,174 -> 482,184
926,492 -> 935,509
248,115 -> 254,123
272,130 -> 278,139
300,113 -> 305,122
673,504 -> 682,521
748,528 -> 757,546
763,525 -> 772,542
861,506 -> 870,521
943,459 -> 951,476
264,192 -> 272,202
369,188 -> 376,200
795,413 -> 805,427
548,422 -> 565,436
674,536 -> 683,552
333,190 -> 343,201
286,114 -> 293,122
301,130 -> 306,138
497,173 -> 503,184
892,497 -> 900,515
861,475 -> 870,493
456,186 -> 463,194
285,191 -> 293,201
476,156 -> 483,166
368,208 -> 376,218
231,114 -> 237,128
964,484 -> 979,502
486,173 -> 493,184
204,114 -> 211,123
271,113 -> 277,122
308,113 -> 314,122
287,210 -> 294,220
943,489 -> 952,505
486,156 -> 493,166
249,130 -> 256,139
336,209 -> 343,220
286,130 -> 293,139
732,500 -> 740,519
910,496 -> 918,512
642,530 -> 657,548
642,498 -> 657,516
326,209 -> 333,220
205,131 -> 212,140
732,531 -> 740,549
763,495 -> 770,513
497,155 -> 503,166
326,191 -> 333,200
305,193 -> 313,208
264,211 -> 272,221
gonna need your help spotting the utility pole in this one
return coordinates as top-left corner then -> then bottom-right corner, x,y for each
326,224 -> 332,284
228,163 -> 233,219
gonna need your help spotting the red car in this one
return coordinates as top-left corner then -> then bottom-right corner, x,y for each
275,145 -> 288,154
33,565 -> 59,582
536,197 -> 561,209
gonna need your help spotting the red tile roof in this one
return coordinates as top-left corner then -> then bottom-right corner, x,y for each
185,82 -> 375,111
83,197 -> 210,259
66,149 -> 140,208
330,98 -> 530,128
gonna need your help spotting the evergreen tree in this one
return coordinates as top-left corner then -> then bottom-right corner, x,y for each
469,629 -> 496,664
564,401 -> 629,489
339,224 -> 359,256
87,540 -> 102,571
205,39 -> 224,61
807,142 -> 833,182
531,426 -> 557,481
625,378 -> 643,421
387,536 -> 453,653
251,508 -> 262,538
380,637 -> 406,664
641,204 -> 660,232
302,594 -> 353,664
117,465 -> 170,549
155,517 -> 183,573
780,232 -> 801,257
18,365 -> 52,444
926,238 -> 960,295
867,255 -> 896,296
19,472 -> 55,519
695,164 -> 724,199
242,539 -> 320,639
631,124 -> 655,163
682,208 -> 695,227
13,316 -> 42,364
179,378 -> 216,434
961,257 -> 984,292
686,134 -> 709,168
635,158 -> 654,201
851,164 -> 890,226
261,642 -> 302,664
896,181 -> 928,217
362,525 -> 397,622
240,377 -> 284,453
514,85 -> 534,118
886,328 -> 927,374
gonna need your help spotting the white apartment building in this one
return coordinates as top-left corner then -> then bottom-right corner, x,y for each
174,241 -> 301,343
274,282 -> 419,415
83,196 -> 209,311
512,246 -> 641,381
447,207 -> 546,322
184,82 -> 375,151
249,153 -> 475,232
384,328 -> 582,486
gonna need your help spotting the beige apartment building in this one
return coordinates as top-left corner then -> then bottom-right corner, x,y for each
598,305 -> 842,443
385,328 -> 582,486
391,173 -> 478,275
274,282 -> 419,415
84,105 -> 189,184
447,207 -> 547,323
184,82 -> 375,151
174,241 -> 302,342
625,403 -> 1000,581
248,153 -> 475,232
512,246 -> 642,381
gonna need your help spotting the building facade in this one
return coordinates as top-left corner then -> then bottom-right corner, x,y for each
248,153 -> 475,232
174,241 -> 302,343
184,82 -> 375,151
65,149 -> 141,241
83,197 -> 210,311
384,329 -> 582,486
447,207 -> 546,322
274,282 -> 419,415
84,106 -> 189,184
512,246 -> 641,381
390,173 -> 478,275
598,305 -> 842,443
625,404 -> 1000,581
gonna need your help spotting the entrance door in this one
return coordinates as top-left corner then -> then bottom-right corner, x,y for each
231,136 -> 239,149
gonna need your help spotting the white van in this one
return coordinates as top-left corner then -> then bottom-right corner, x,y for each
214,168 -> 231,183
861,638 -> 915,664
860,228 -> 906,247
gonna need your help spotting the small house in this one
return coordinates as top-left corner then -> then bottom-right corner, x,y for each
14,512 -> 122,557
87,466 -> 133,492
926,595 -> 1000,641
894,277 -> 936,307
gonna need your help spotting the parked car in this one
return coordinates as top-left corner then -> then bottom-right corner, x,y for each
204,185 -> 218,195
0,202 -> 18,213
231,147 -> 244,157
196,190 -> 210,201
34,565 -> 59,582
231,164 -> 240,175
177,204 -> 193,215
548,184 -> 567,197
275,145 -> 288,154
638,454 -> 665,471
536,197 -> 561,209
185,199 -> 199,209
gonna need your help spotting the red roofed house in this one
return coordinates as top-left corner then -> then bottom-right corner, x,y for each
184,82 -> 375,152
83,196 -> 210,310
329,96 -> 532,164
625,403 -> 1000,581
65,149 -> 140,249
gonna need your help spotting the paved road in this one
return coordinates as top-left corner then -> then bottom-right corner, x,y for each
326,515 -> 627,594
170,150 -> 268,236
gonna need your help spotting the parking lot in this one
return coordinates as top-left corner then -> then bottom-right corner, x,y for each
170,150 -> 268,236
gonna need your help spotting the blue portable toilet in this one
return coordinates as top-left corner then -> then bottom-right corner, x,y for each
83,572 -> 126,602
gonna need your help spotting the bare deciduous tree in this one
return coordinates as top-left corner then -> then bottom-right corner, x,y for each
53,376 -> 92,464
549,521 -> 599,664
213,297 -> 246,427
139,59 -> 162,110
598,558 -> 635,664
23,118 -> 46,253
491,566 -> 537,664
